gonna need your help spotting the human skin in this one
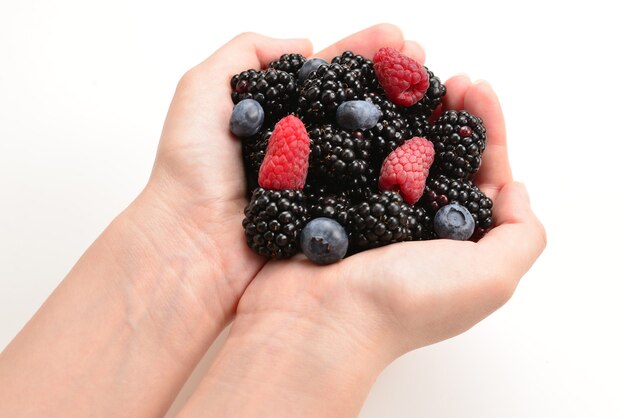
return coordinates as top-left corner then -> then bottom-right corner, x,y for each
0,24 -> 545,418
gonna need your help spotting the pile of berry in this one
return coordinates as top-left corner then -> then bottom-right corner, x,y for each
229,48 -> 493,264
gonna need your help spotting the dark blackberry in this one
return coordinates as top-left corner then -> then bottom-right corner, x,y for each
331,51 -> 379,93
362,92 -> 412,160
297,63 -> 364,122
241,129 -> 271,193
420,174 -> 493,230
231,69 -> 297,123
243,188 -> 309,259
429,110 -> 487,179
406,114 -> 430,139
309,125 -> 374,185
406,67 -> 446,118
308,187 -> 350,225
268,53 -> 306,76
411,204 -> 436,240
342,171 -> 378,204
347,191 -> 415,250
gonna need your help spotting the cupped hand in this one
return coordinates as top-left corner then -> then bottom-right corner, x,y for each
233,44 -> 547,361
135,25 -> 410,315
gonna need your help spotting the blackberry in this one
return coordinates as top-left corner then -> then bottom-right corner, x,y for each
347,191 -> 415,250
406,113 -> 430,139
331,51 -> 379,93
420,174 -> 493,230
429,110 -> 487,178
309,125 -> 373,185
241,129 -> 271,193
362,92 -> 412,160
268,53 -> 306,76
308,188 -> 350,225
406,67 -> 446,118
412,204 -> 435,240
297,63 -> 364,122
231,69 -> 297,123
342,171 -> 378,204
243,188 -> 309,259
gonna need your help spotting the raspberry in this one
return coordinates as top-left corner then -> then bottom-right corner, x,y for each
373,47 -> 430,107
258,115 -> 310,190
379,137 -> 435,205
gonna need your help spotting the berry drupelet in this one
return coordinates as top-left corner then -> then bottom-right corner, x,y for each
347,191 -> 416,250
420,174 -> 493,230
362,92 -> 412,161
308,124 -> 374,186
406,67 -> 446,118
307,187 -> 350,225
297,63 -> 364,123
428,110 -> 487,179
241,128 -> 271,193
412,204 -> 436,241
331,51 -> 379,93
231,69 -> 297,123
268,53 -> 307,76
243,188 -> 309,259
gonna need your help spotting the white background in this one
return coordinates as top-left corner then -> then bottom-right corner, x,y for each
1,0 -> 625,417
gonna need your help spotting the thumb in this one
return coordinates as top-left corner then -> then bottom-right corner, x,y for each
478,182 -> 547,286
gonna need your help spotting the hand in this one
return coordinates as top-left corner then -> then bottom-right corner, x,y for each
236,78 -> 547,355
0,24 -> 417,418
135,24 -> 417,313
178,33 -> 546,418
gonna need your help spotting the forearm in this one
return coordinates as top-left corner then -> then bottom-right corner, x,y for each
178,311 -> 392,418
0,187 -> 233,417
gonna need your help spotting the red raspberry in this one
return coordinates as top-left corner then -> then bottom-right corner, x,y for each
379,137 -> 435,205
258,115 -> 310,190
373,47 -> 430,107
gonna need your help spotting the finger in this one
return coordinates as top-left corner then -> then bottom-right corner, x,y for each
401,40 -> 426,64
478,182 -> 546,289
442,74 -> 471,110
464,81 -> 513,194
314,23 -> 404,61
195,33 -> 313,91
161,33 -> 311,146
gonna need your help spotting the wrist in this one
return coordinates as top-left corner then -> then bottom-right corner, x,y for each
106,181 -> 237,325
0,181 -> 237,417
179,310 -> 395,418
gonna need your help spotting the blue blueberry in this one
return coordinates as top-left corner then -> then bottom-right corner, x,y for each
297,58 -> 328,83
300,218 -> 349,265
434,204 -> 476,240
336,100 -> 381,131
229,99 -> 264,137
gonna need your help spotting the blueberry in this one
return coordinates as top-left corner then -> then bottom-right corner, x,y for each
336,100 -> 381,131
434,204 -> 475,240
300,218 -> 349,265
229,99 -> 264,137
297,58 -> 329,83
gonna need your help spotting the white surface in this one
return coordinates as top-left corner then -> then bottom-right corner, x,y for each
1,1 -> 625,417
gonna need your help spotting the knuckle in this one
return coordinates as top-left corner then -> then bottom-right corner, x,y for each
536,221 -> 548,250
177,66 -> 202,92
483,268 -> 517,308
233,31 -> 259,43
490,278 -> 516,308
